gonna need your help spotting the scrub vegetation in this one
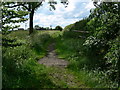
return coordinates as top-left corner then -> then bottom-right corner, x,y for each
1,1 -> 120,89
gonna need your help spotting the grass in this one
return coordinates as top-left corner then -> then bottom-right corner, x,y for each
6,30 -> 62,60
54,31 -> 118,88
6,30 -> 62,61
69,69 -> 118,88
47,67 -> 88,88
2,30 -> 61,88
2,30 -> 118,88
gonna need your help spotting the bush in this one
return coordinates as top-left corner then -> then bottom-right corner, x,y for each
55,26 -> 63,31
2,45 -> 34,87
2,31 -> 57,88
64,24 -> 74,31
28,33 -> 53,56
55,29 -> 118,87
82,36 -> 109,69
104,36 -> 120,82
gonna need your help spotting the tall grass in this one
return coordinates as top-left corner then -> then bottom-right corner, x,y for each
2,30 -> 59,88
2,30 -> 118,88
55,31 -> 118,88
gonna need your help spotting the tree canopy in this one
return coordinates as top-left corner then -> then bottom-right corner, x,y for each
55,26 -> 63,31
2,0 -> 69,34
2,2 -> 29,34
64,1 -> 120,86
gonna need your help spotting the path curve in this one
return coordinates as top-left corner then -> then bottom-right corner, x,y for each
38,43 -> 87,88
38,43 -> 69,68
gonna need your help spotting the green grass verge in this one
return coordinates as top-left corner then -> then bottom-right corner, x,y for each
2,30 -> 61,88
54,31 -> 118,88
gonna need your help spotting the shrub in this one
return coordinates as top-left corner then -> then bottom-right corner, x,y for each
2,45 -> 34,87
104,36 -> 120,82
2,31 -> 56,88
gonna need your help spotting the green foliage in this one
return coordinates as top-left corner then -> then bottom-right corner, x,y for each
55,26 -> 63,31
104,36 -> 120,82
64,24 -> 74,31
70,18 -> 88,31
55,31 -> 86,68
83,2 -> 120,83
2,1 -> 119,88
2,31 -> 57,88
54,2 -> 119,87
7,30 -> 29,39
28,32 -> 54,59
55,31 -> 118,87
71,69 -> 118,88
3,46 -> 34,76
3,45 -> 34,87
2,2 -> 29,34
15,1 -> 68,34
3,46 -> 55,88
83,36 -> 109,69
34,25 -> 40,30
55,3 -> 120,86
63,31 -> 81,38
2,36 -> 23,47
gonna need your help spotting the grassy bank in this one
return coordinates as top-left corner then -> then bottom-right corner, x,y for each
2,30 -> 118,88
55,31 -> 118,88
2,30 -> 60,88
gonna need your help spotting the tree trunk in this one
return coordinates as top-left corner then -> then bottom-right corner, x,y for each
29,10 -> 34,35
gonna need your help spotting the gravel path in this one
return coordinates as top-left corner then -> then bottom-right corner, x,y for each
38,43 -> 69,68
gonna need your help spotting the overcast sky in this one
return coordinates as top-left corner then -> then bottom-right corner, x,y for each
20,0 -> 95,29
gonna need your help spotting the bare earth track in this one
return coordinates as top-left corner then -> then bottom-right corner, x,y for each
38,43 -> 68,68
38,43 -> 87,88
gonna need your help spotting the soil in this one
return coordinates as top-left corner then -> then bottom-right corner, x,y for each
38,43 -> 69,68
38,43 -> 87,88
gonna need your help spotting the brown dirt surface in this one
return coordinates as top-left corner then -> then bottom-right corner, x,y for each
38,43 -> 87,88
38,43 -> 69,68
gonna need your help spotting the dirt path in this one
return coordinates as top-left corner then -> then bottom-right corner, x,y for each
38,43 -> 68,68
48,67 -> 86,88
38,43 -> 87,88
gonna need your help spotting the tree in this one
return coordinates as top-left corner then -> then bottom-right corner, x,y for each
46,27 -> 50,30
70,18 -> 88,31
34,25 -> 40,30
83,1 -> 120,86
5,0 -> 68,34
64,24 -> 74,31
5,2 -> 44,34
55,26 -> 63,31
2,2 -> 29,34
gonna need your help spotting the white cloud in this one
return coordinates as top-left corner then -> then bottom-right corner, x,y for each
74,11 -> 83,18
18,0 -> 95,29
33,13 -> 79,28
85,2 -> 95,11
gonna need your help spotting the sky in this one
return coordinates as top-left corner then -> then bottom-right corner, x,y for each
19,0 -> 95,29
